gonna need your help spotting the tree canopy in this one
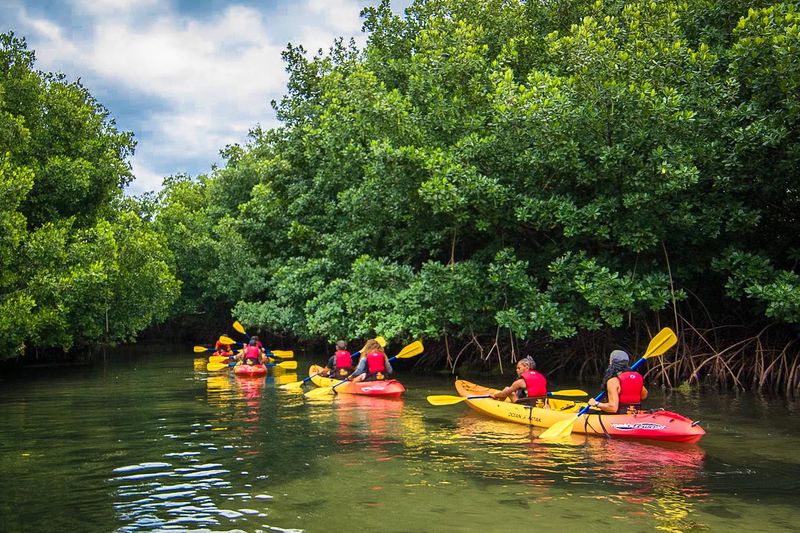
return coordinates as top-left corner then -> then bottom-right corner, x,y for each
0,33 -> 179,356
156,0 -> 800,364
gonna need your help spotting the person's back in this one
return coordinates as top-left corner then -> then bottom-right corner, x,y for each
242,340 -> 261,365
332,340 -> 352,377
589,350 -> 648,414
350,339 -> 392,382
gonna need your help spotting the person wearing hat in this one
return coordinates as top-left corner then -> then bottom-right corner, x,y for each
490,356 -> 548,404
322,340 -> 353,377
589,350 -> 649,414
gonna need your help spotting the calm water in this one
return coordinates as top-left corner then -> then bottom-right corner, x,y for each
1,346 -> 799,532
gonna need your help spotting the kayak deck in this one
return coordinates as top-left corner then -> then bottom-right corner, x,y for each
455,380 -> 705,443
233,364 -> 267,377
309,365 -> 406,397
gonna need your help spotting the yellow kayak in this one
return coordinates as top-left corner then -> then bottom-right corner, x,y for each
455,380 -> 705,443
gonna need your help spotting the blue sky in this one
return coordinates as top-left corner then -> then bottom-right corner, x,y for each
2,0 -> 411,194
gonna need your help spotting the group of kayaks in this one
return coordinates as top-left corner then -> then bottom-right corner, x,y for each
272,365 -> 704,443
201,327 -> 706,444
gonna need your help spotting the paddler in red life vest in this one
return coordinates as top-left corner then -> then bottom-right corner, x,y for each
490,356 -> 549,406
589,350 -> 648,414
237,338 -> 264,366
251,335 -> 267,362
349,339 -> 392,382
214,334 -> 234,359
323,340 -> 352,378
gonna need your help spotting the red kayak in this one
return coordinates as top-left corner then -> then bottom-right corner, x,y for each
234,364 -> 267,377
309,365 -> 406,397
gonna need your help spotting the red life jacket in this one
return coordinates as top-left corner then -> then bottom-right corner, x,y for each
366,352 -> 386,373
618,371 -> 644,405
521,370 -> 547,397
334,350 -> 352,369
215,340 -> 230,350
244,345 -> 260,361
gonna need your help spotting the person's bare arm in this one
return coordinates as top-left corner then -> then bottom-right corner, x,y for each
589,378 -> 619,413
492,378 -> 524,400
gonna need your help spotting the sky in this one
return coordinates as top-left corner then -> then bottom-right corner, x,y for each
1,0 -> 411,195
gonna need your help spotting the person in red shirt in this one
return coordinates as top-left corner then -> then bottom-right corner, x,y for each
323,340 -> 352,378
491,356 -> 548,404
589,350 -> 649,414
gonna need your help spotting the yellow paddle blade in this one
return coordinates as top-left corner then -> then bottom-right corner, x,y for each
643,327 -> 677,359
219,335 -> 237,345
275,373 -> 298,385
376,335 -> 386,347
304,386 -> 334,399
550,389 -> 588,397
395,340 -> 424,359
269,350 -> 294,358
194,345 -> 210,353
233,321 -> 246,335
426,395 -> 468,406
209,355 -> 232,364
279,380 -> 306,390
538,415 -> 579,440
207,362 -> 230,372
276,360 -> 298,370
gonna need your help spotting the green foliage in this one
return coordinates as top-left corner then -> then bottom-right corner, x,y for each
0,33 -> 179,358
152,0 -> 800,361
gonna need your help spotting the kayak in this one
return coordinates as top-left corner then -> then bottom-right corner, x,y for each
455,380 -> 705,443
309,365 -> 406,397
233,363 -> 267,377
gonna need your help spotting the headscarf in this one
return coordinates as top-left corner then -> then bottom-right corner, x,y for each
601,350 -> 630,389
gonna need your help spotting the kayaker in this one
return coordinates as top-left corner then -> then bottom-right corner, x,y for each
490,356 -> 548,405
237,338 -> 264,366
323,340 -> 352,378
251,335 -> 269,362
588,350 -> 648,414
214,335 -> 234,359
349,339 -> 392,382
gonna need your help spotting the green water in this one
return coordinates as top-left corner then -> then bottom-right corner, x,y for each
1,347 -> 798,532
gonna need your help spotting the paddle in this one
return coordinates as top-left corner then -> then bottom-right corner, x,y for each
194,344 -> 242,353
304,340 -> 424,399
538,327 -> 677,440
278,336 -> 387,391
206,360 -> 298,372
426,389 -> 590,406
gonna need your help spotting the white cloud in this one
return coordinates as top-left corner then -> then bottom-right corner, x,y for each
306,0 -> 364,34
9,0 -> 391,194
129,159 -> 167,194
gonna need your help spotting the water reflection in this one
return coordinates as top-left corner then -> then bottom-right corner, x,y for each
437,412 -> 708,531
107,371 -> 295,532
